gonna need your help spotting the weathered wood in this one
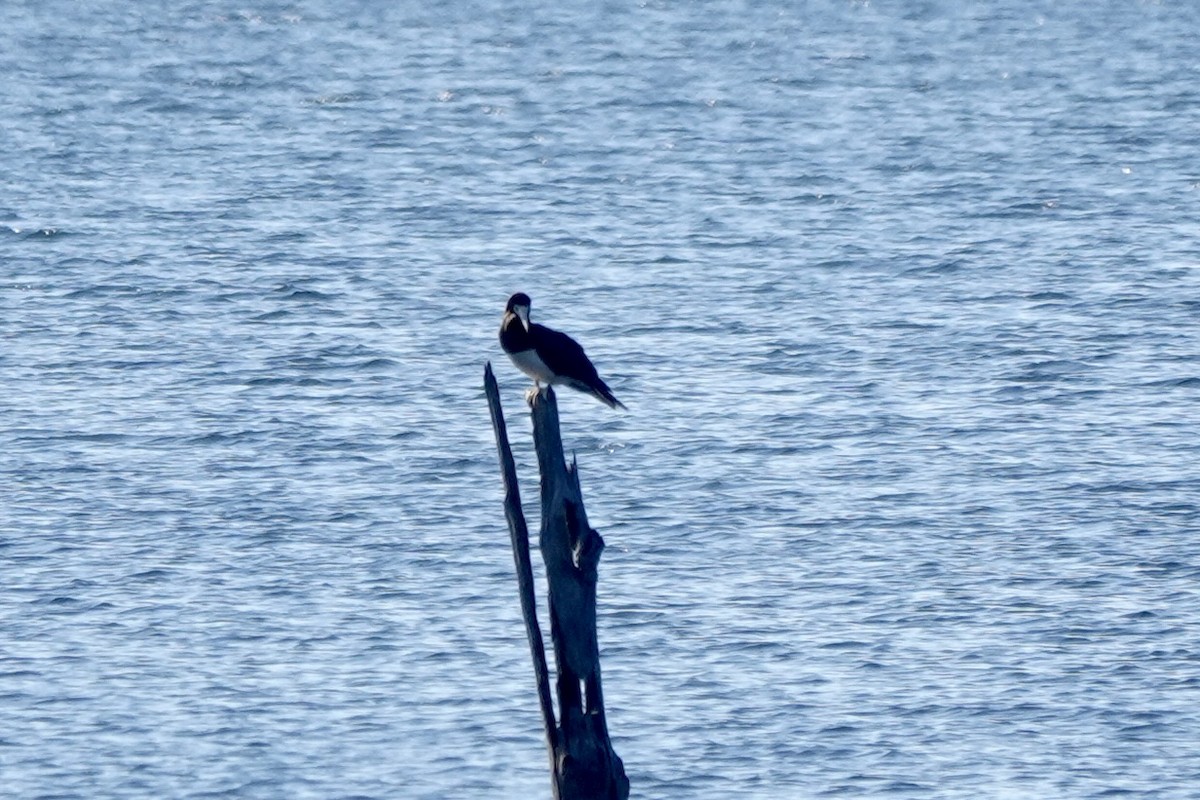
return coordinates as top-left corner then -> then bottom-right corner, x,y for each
483,363 -> 559,772
529,387 -> 629,800
486,364 -> 629,800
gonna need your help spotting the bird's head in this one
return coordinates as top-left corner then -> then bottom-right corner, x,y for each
505,292 -> 531,331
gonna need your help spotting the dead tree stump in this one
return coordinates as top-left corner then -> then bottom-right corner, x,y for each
484,362 -> 629,800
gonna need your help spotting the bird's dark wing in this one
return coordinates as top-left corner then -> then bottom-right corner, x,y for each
530,323 -> 602,383
531,322 -> 626,410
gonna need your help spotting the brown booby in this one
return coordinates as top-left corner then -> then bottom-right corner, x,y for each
499,292 -> 626,410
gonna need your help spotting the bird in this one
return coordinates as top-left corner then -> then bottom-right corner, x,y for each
499,292 -> 626,410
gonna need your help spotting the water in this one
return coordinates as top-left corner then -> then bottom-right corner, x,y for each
3,1 -> 1199,797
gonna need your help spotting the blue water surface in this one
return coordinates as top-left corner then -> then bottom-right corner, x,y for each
3,1 -> 1199,797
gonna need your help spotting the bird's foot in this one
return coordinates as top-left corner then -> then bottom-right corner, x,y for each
524,386 -> 541,404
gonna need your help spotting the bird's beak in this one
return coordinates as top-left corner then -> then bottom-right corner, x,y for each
515,305 -> 530,332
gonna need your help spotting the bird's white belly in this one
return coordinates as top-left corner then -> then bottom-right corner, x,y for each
508,348 -> 558,384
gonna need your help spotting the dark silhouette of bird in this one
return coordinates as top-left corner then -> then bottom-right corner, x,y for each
498,292 -> 626,410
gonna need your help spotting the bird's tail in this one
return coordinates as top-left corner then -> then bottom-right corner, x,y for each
591,382 -> 627,411
570,378 -> 627,410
